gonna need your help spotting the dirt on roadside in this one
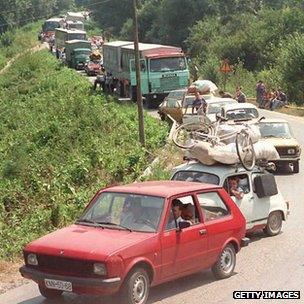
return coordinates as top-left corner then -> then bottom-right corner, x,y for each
0,260 -> 29,295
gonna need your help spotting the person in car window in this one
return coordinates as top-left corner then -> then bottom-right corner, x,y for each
167,200 -> 191,229
181,203 -> 195,224
172,200 -> 184,224
229,177 -> 244,200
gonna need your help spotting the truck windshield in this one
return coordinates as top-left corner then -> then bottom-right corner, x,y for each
69,33 -> 86,40
78,192 -> 165,233
74,49 -> 91,55
150,57 -> 186,72
43,21 -> 60,32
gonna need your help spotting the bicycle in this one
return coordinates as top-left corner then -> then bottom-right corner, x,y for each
172,115 -> 256,171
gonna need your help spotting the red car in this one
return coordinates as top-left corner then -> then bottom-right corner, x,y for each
20,181 -> 248,304
85,60 -> 102,76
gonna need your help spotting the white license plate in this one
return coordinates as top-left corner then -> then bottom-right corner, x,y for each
45,279 -> 72,292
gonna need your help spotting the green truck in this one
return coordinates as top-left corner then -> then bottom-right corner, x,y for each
102,41 -> 190,107
65,40 -> 92,69
55,28 -> 87,58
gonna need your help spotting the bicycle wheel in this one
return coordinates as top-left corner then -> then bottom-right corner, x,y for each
236,131 -> 256,171
172,122 -> 212,149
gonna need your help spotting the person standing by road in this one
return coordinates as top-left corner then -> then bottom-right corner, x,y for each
235,87 -> 247,103
256,80 -> 266,108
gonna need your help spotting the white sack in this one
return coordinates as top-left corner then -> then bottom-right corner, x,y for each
187,142 -> 217,165
253,141 -> 280,160
217,124 -> 261,144
210,143 -> 239,164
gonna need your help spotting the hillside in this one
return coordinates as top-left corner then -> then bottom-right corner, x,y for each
0,50 -> 168,258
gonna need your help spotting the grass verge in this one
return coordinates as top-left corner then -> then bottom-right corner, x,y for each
0,22 -> 42,70
0,50 -> 169,259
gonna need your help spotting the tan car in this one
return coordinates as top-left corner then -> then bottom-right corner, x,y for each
158,89 -> 186,123
258,118 -> 301,173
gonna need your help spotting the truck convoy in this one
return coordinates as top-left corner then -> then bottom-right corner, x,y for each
55,28 -> 87,58
66,12 -> 86,23
65,40 -> 92,69
102,41 -> 190,107
66,20 -> 84,31
39,18 -> 64,41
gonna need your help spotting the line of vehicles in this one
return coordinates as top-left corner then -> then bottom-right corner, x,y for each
159,88 -> 301,173
19,16 -> 301,304
40,13 -> 191,109
18,95 -> 299,303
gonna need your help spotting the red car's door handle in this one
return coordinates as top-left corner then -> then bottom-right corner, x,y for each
199,229 -> 207,235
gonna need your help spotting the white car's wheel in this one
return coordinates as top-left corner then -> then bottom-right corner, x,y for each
264,211 -> 283,236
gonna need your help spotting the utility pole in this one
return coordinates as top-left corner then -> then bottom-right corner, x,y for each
132,0 -> 145,146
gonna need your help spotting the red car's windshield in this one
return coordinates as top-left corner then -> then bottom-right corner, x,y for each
79,192 -> 165,232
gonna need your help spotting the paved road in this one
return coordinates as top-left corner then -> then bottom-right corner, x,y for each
1,109 -> 303,304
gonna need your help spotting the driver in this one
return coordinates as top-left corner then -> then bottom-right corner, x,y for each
120,197 -> 143,227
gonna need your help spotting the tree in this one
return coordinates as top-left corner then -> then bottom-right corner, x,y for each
279,33 -> 304,104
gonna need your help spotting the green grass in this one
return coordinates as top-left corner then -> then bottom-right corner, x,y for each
0,22 -> 42,70
0,50 -> 169,259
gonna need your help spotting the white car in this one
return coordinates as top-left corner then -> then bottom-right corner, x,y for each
220,103 -> 259,122
182,96 -> 237,125
171,162 -> 289,235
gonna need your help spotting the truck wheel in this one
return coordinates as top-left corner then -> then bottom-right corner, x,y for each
293,161 -> 299,173
146,97 -> 156,109
120,268 -> 150,304
264,211 -> 282,236
159,112 -> 166,121
131,86 -> 137,102
38,285 -> 63,299
118,81 -> 125,97
212,244 -> 236,280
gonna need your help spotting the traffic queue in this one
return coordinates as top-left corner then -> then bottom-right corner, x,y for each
19,14 -> 301,304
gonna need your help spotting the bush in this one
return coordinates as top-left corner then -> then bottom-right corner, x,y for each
278,33 -> 304,104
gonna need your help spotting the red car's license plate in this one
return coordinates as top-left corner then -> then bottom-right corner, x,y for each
45,279 -> 72,292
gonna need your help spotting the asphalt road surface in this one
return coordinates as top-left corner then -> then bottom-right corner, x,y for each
1,108 -> 303,304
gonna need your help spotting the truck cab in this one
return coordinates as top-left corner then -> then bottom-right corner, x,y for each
65,40 -> 91,69
102,41 -> 190,108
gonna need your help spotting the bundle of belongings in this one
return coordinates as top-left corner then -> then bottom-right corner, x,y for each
89,50 -> 102,61
185,125 -> 279,166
